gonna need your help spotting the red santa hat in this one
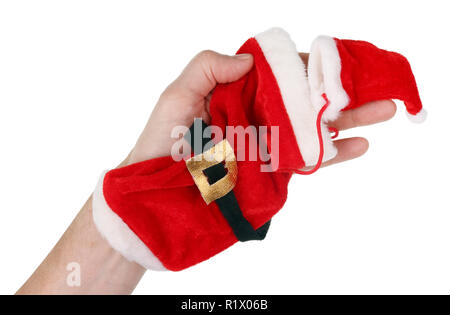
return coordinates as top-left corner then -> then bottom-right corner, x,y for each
308,35 -> 426,123
92,28 -> 424,271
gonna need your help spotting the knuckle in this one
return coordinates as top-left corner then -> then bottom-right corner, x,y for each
195,50 -> 217,62
159,87 -> 171,101
159,83 -> 177,102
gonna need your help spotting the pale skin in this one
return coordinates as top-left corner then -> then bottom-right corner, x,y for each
16,51 -> 396,295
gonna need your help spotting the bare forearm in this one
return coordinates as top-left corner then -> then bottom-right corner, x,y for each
16,195 -> 146,295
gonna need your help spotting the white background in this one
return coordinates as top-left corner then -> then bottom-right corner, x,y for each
0,0 -> 448,295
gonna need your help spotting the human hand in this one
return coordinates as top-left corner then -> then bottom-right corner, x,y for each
127,51 -> 396,167
127,51 -> 254,164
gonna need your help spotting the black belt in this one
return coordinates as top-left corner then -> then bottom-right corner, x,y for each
185,119 -> 270,242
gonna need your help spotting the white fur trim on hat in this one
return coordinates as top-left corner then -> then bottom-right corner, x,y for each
92,171 -> 167,271
255,28 -> 337,166
308,35 -> 350,122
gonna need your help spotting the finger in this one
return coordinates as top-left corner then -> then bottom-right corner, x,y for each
169,50 -> 254,99
321,137 -> 369,167
328,100 -> 397,131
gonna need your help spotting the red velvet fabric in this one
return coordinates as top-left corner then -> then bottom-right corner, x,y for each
336,38 -> 423,115
102,38 -> 302,271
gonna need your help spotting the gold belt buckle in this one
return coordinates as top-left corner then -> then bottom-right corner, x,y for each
185,139 -> 238,204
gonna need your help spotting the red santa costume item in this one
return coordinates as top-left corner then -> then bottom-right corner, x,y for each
92,28 -> 425,271
308,35 -> 426,123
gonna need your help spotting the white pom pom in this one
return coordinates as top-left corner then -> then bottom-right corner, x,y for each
406,108 -> 427,123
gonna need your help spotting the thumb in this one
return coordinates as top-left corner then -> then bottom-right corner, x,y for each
170,50 -> 254,98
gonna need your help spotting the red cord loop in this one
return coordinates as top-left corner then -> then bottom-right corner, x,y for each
328,127 -> 339,139
294,93 -> 331,175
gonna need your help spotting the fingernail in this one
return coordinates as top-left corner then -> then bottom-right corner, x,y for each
234,53 -> 252,60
